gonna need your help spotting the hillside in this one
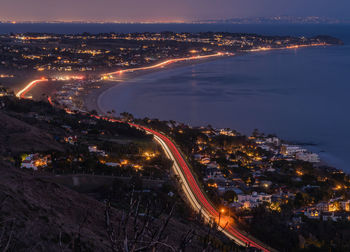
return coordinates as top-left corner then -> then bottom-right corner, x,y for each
0,110 -> 234,251
0,111 -> 64,154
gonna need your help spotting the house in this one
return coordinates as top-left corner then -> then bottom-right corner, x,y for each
259,145 -> 272,152
64,135 -> 78,145
88,146 -> 107,156
237,192 -> 272,209
322,212 -> 350,222
280,145 -> 306,156
105,162 -> 120,167
265,137 -> 281,146
20,153 -> 50,171
206,171 -> 226,182
0,86 -> 12,97
21,160 -> 37,170
260,180 -> 273,188
341,200 -> 350,212
266,167 -> 276,172
316,202 -> 329,212
219,129 -> 235,136
199,157 -> 211,164
304,208 -> 320,219
296,152 -> 320,163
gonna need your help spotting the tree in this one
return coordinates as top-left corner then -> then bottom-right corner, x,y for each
223,190 -> 238,203
120,112 -> 134,121
90,109 -> 98,115
104,191 -> 194,252
252,129 -> 260,138
129,175 -> 143,190
294,192 -> 305,208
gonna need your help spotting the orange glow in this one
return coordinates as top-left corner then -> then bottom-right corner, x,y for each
296,170 -> 304,176
329,202 -> 340,212
334,185 -> 343,190
101,52 -> 232,79
48,107 -> 271,251
249,43 -> 327,52
120,160 -> 129,165
133,164 -> 143,171
16,78 -> 48,98
208,182 -> 218,188
17,53 -> 230,99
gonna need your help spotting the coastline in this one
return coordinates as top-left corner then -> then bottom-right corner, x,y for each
80,46 -> 347,173
83,54 -> 232,114
84,44 -> 335,115
13,43 -> 344,172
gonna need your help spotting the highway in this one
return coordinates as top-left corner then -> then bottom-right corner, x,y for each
130,124 -> 272,251
16,78 -> 48,98
102,52 -> 232,78
15,52 -> 273,251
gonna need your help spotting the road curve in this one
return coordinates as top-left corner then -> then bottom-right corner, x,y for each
84,117 -> 273,251
130,124 -> 272,252
102,52 -> 232,77
16,78 -> 48,98
16,52 -> 273,251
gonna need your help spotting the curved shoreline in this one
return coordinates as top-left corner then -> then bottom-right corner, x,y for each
86,45 -> 348,174
86,54 -> 232,114
89,44 -> 332,115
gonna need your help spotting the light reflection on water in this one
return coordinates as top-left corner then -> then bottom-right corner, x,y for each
100,43 -> 350,172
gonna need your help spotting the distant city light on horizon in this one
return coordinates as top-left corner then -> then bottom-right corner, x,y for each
0,0 -> 349,22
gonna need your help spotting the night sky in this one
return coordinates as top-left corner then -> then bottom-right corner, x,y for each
1,0 -> 349,22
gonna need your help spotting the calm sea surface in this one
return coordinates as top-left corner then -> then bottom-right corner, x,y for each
1,24 -> 349,172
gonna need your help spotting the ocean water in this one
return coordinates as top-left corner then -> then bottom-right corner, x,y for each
1,23 -> 349,172
97,25 -> 350,172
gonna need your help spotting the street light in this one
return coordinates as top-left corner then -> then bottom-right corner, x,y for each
218,207 -> 226,227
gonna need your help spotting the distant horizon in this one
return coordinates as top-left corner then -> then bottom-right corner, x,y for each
2,0 -> 350,23
1,15 -> 350,25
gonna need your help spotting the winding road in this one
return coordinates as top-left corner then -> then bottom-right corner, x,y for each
16,53 -> 274,251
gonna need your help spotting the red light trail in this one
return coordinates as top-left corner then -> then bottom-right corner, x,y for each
19,52 -> 273,251
16,78 -> 48,98
102,52 -> 232,78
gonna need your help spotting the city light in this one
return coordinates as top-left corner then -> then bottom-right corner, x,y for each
16,78 -> 48,98
101,52 -> 232,79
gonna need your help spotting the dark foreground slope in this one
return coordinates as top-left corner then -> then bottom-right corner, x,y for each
0,111 -> 64,154
0,112 -> 113,251
0,161 -> 113,251
0,110 -> 234,251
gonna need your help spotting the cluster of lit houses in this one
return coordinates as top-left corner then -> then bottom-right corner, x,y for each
14,32 -> 329,50
255,137 -> 320,163
303,199 -> 350,221
0,85 -> 13,108
0,32 -> 335,75
0,33 -> 210,73
54,80 -> 85,111
0,85 -> 13,97
17,105 -> 349,222
88,145 -> 151,172
190,127 -> 350,221
20,137 -> 152,174
20,153 -> 51,170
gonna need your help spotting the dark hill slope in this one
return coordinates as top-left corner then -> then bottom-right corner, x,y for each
0,112 -> 64,154
0,112 -> 228,251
